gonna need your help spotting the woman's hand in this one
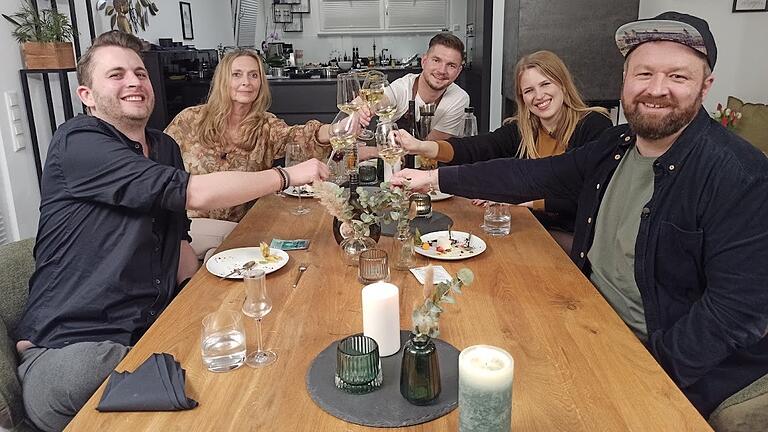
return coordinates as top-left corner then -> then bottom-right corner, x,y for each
390,168 -> 438,193
284,158 -> 330,186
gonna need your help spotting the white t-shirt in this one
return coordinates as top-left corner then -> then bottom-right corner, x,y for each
388,73 -> 470,137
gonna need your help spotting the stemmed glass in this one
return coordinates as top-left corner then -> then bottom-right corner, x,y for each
329,110 -> 361,176
242,268 -> 277,368
284,142 -> 311,215
375,122 -> 403,179
336,73 -> 364,116
368,80 -> 398,123
358,71 -> 386,140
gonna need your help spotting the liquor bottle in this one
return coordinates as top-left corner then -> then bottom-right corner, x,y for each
403,100 -> 417,169
332,172 -> 381,244
461,106 -> 478,137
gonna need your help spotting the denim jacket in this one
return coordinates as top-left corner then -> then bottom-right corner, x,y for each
439,108 -> 768,416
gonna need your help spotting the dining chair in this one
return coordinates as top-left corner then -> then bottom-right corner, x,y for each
709,372 -> 768,432
0,238 -> 37,431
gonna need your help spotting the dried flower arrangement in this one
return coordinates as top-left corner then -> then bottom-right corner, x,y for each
412,266 -> 474,338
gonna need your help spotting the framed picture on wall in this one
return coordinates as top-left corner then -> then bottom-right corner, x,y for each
732,0 -> 768,12
273,3 -> 293,23
283,14 -> 303,32
179,2 -> 194,40
291,0 -> 310,13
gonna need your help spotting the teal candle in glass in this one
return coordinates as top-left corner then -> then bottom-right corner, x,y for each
458,345 -> 515,431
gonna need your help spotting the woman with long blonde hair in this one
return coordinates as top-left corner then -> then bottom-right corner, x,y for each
166,48 -> 338,223
396,50 -> 612,245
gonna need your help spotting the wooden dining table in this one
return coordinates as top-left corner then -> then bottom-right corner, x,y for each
65,193 -> 712,431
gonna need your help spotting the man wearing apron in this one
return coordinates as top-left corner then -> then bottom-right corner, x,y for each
390,33 -> 469,141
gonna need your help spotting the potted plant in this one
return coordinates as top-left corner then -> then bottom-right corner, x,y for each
2,0 -> 75,69
96,0 -> 159,34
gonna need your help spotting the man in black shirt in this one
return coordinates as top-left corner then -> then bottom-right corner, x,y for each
394,12 -> 768,426
13,31 -> 328,432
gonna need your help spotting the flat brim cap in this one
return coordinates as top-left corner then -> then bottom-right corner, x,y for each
615,12 -> 716,69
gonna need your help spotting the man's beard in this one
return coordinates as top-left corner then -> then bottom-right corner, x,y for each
92,91 -> 153,126
623,90 -> 702,140
423,73 -> 450,92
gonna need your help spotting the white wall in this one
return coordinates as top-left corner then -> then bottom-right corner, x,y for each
261,0 -> 467,64
638,0 -> 768,111
91,0 -> 234,49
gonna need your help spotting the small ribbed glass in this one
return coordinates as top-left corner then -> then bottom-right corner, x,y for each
335,334 -> 383,394
358,249 -> 389,283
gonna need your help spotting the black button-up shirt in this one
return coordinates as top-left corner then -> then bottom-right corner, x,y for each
14,115 -> 191,348
439,108 -> 768,416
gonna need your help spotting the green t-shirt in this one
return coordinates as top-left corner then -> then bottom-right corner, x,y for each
588,145 -> 656,340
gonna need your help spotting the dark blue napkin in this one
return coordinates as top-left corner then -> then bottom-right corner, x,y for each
97,353 -> 198,412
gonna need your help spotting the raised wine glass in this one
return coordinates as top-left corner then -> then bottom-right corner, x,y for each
242,268 -> 277,368
369,80 -> 398,123
337,73 -> 364,116
375,122 -> 403,179
358,71 -> 386,140
284,142 -> 311,215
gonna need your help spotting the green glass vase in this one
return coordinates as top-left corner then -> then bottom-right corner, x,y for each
399,333 -> 441,405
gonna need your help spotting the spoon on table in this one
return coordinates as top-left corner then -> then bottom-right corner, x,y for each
292,263 -> 309,288
221,260 -> 256,279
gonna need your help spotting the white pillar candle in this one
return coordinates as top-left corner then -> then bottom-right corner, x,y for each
361,282 -> 401,357
459,345 -> 515,432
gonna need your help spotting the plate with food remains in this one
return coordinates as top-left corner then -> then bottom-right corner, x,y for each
415,230 -> 487,261
206,243 -> 290,277
427,190 -> 453,201
284,185 -> 315,198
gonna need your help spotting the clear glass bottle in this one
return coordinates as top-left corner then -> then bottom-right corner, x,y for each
461,106 -> 478,137
391,225 -> 415,270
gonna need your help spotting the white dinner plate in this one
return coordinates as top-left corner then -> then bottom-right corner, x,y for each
428,191 -> 453,201
206,247 -> 290,278
415,230 -> 487,261
284,185 -> 315,198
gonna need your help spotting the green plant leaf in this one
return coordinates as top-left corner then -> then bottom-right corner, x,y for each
139,0 -> 150,6
457,268 -> 474,286
2,14 -> 21,27
96,0 -> 107,10
451,284 -> 462,294
135,0 -> 142,15
442,295 -> 456,304
110,14 -> 117,29
105,5 -> 115,15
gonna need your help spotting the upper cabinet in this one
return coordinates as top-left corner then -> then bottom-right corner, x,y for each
318,0 -> 449,34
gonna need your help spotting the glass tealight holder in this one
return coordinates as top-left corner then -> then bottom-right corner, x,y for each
335,334 -> 383,394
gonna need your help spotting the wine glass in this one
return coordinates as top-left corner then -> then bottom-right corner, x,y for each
375,122 -> 403,179
284,142 -> 311,215
242,268 -> 277,368
336,73 -> 364,116
358,71 -> 386,140
369,80 -> 398,123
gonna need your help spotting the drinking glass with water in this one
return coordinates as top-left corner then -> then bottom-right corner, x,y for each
482,202 -> 511,237
201,309 -> 247,372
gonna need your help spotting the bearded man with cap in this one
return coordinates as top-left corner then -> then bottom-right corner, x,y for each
392,12 -> 768,426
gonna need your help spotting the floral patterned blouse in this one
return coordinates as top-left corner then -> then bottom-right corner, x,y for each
165,105 -> 330,222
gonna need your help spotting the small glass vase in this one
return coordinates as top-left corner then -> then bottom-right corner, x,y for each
400,332 -> 441,405
391,226 -> 416,270
340,233 -> 376,267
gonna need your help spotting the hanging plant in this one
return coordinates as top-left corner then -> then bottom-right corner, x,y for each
96,0 -> 158,34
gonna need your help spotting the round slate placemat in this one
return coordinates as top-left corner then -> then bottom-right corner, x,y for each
379,212 -> 454,237
306,331 -> 459,428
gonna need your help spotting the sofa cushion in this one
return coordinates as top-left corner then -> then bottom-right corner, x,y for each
0,319 -> 24,430
727,96 -> 768,154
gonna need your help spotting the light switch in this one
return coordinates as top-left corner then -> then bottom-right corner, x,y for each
4,91 -> 19,107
